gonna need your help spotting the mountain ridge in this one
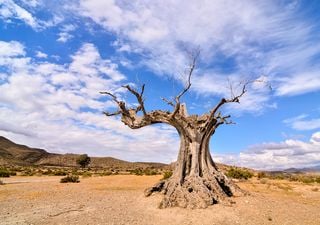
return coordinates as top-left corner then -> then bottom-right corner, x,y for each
0,136 -> 168,169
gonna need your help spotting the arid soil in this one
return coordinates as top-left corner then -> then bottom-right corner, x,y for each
1,175 -> 319,225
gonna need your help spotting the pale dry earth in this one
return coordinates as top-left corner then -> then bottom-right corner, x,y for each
0,175 -> 319,225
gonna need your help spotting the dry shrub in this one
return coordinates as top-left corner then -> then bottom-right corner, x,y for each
60,175 -> 80,183
260,178 -> 268,184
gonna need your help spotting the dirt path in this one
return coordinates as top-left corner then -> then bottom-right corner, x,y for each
0,175 -> 319,225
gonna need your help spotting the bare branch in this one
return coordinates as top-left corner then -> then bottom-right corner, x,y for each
100,91 -> 120,104
161,97 -> 175,107
103,111 -> 122,117
209,79 -> 253,118
175,50 -> 199,104
122,84 -> 147,116
172,49 -> 200,117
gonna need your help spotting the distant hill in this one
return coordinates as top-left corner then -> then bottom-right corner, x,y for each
0,136 -> 250,172
283,165 -> 320,173
0,136 -> 50,166
0,136 -> 169,170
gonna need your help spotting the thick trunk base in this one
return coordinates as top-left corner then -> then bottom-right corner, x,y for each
145,172 -> 247,209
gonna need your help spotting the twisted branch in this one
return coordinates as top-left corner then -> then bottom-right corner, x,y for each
122,84 -> 147,116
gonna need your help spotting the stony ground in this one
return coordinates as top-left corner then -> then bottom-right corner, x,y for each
0,175 -> 319,225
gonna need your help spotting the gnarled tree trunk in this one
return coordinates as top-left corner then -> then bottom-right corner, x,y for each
101,54 -> 252,208
144,105 -> 244,208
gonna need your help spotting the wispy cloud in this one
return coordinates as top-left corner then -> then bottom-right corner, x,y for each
0,0 -> 40,29
57,24 -> 77,43
74,0 -> 320,113
0,0 -> 63,30
284,114 -> 320,131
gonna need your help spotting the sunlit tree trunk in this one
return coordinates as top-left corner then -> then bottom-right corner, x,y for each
101,53 -> 253,208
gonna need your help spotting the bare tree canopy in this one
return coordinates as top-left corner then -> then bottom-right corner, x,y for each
100,53 -> 264,209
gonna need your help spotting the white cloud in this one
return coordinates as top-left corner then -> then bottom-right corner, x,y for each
0,0 -> 39,29
0,40 -> 25,57
20,0 -> 39,8
57,24 -> 77,43
0,40 -> 179,163
75,0 -> 320,112
275,71 -> 320,96
57,32 -> 73,43
0,0 -> 63,30
284,114 -> 320,131
213,132 -> 320,170
35,50 -> 47,58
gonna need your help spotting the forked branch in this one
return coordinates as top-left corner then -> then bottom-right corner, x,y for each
122,84 -> 147,116
172,50 -> 200,117
100,84 -> 147,118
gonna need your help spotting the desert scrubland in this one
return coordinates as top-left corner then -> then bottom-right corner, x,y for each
1,175 -> 320,225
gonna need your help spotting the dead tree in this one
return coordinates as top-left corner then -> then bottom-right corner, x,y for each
101,55 -> 249,209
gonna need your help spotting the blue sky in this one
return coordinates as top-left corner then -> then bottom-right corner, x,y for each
0,0 -> 320,170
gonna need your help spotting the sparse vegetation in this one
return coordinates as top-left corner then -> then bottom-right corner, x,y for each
81,171 -> 92,178
226,167 -> 253,180
257,172 -> 267,179
76,154 -> 91,168
100,171 -> 112,176
21,168 -> 36,176
162,171 -> 173,180
298,176 -> 314,184
130,168 -> 159,176
53,170 -> 68,176
256,171 -> 320,184
0,168 -> 11,177
60,175 -> 80,183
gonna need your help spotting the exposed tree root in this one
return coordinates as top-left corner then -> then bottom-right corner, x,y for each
145,173 -> 247,209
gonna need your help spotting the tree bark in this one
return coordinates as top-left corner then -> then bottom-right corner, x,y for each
145,122 -> 245,209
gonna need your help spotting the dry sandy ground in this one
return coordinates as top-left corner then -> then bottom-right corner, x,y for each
1,175 -> 320,225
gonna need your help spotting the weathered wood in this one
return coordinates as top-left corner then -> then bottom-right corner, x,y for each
101,56 -> 250,208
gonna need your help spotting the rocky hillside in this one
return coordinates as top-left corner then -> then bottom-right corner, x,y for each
0,136 -> 50,166
0,136 -> 168,170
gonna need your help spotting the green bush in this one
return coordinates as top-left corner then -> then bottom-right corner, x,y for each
0,169 -> 11,177
162,171 -> 173,180
9,171 -> 16,176
130,169 -> 144,176
76,154 -> 91,168
226,167 -> 253,180
60,175 -> 80,183
144,169 -> 158,176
